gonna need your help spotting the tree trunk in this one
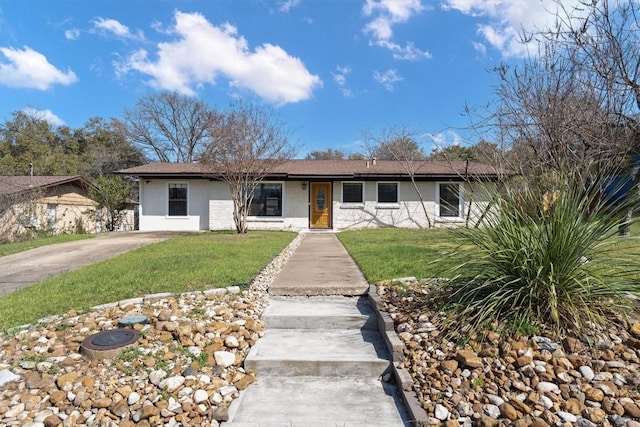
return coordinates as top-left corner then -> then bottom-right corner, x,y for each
410,176 -> 432,228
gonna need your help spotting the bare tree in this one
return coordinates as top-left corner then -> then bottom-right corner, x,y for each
492,47 -> 632,189
362,125 -> 432,228
202,101 -> 296,234
124,91 -> 211,163
539,0 -> 640,235
361,126 -> 426,161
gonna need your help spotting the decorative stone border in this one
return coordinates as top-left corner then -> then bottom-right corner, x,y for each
6,286 -> 244,336
367,284 -> 429,426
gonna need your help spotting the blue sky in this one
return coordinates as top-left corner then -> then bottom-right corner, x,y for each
0,0 -> 573,158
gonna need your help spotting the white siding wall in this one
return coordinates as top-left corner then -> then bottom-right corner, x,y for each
139,179 -> 212,231
209,181 -> 309,231
138,177 -> 492,232
333,180 -> 491,230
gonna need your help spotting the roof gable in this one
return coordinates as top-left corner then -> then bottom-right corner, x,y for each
0,176 -> 94,197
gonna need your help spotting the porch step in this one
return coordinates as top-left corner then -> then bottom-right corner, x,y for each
223,295 -> 407,426
224,376 -> 405,427
244,328 -> 390,377
262,296 -> 377,330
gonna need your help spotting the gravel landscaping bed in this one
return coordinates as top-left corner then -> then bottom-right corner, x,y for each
0,235 -> 303,427
378,279 -> 640,427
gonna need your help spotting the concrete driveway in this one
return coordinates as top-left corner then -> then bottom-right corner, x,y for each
0,231 -> 196,297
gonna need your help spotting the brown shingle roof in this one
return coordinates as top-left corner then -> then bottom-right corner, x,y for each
118,160 -> 506,180
0,176 -> 93,196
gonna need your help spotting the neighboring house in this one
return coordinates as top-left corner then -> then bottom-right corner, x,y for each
118,159 -> 504,232
0,175 -> 135,240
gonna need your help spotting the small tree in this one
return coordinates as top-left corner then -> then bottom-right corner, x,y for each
90,175 -> 132,232
202,101 -> 296,234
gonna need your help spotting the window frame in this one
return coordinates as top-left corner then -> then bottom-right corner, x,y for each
248,182 -> 284,217
341,182 -> 364,204
376,182 -> 399,205
167,182 -> 189,217
437,182 -> 463,219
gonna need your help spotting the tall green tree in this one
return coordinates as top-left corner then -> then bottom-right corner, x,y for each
429,145 -> 477,161
0,112 -> 144,178
305,149 -> 346,160
80,117 -> 145,178
0,111 -> 60,175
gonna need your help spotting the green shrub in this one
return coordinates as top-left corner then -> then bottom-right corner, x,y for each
435,171 -> 639,336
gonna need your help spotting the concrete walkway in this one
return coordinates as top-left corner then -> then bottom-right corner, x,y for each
224,233 -> 410,427
269,233 -> 369,296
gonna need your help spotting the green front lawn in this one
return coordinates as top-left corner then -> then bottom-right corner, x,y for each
337,228 -> 471,283
0,231 -> 295,331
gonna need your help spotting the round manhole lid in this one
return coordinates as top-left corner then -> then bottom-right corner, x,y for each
91,329 -> 137,348
80,329 -> 140,359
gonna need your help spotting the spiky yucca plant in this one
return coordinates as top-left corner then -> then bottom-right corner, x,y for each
437,171 -> 639,336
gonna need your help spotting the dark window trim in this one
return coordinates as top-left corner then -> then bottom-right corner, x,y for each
249,182 -> 283,217
342,182 -> 364,204
168,183 -> 188,217
376,182 -> 399,204
438,182 -> 462,218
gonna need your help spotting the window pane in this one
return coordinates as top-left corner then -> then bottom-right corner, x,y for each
249,183 -> 282,216
343,183 -> 363,203
439,183 -> 460,217
377,183 -> 398,203
168,184 -> 187,216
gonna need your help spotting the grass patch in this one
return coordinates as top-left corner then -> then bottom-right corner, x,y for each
0,231 -> 295,331
0,234 -> 94,257
337,228 -> 470,283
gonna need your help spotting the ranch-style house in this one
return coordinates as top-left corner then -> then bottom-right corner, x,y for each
118,159 -> 503,232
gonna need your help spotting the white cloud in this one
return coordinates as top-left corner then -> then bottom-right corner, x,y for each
279,0 -> 300,13
332,66 -> 353,97
471,40 -> 486,56
22,107 -> 65,126
121,11 -> 321,105
373,68 -> 402,91
363,0 -> 431,60
92,17 -> 144,41
428,130 -> 463,147
443,0 -> 582,57
332,65 -> 350,86
0,46 -> 78,90
65,28 -> 80,40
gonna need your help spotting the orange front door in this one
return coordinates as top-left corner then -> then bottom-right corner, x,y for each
310,182 -> 331,229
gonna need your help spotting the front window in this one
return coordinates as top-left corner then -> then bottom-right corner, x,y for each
439,183 -> 461,217
342,182 -> 363,203
249,183 -> 282,216
168,183 -> 188,216
377,182 -> 398,203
